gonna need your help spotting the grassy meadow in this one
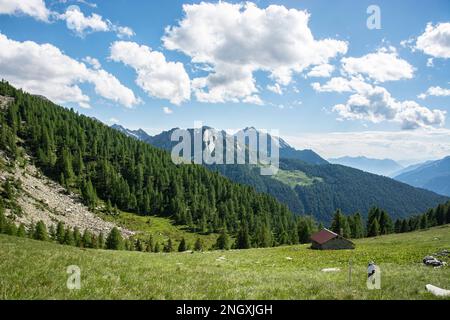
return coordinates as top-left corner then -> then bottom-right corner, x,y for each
1,225 -> 449,300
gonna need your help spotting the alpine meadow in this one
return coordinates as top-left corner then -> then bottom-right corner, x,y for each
1,0 -> 450,308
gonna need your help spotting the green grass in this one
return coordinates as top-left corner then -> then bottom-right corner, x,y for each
98,211 -> 219,249
273,169 -> 322,188
1,225 -> 449,300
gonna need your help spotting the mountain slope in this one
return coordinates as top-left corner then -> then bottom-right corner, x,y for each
0,81 -> 298,247
394,156 -> 450,196
113,125 -> 449,223
280,158 -> 448,223
329,156 -> 403,176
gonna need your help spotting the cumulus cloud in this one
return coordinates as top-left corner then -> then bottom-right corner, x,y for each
416,22 -> 450,58
332,83 -> 446,130
418,86 -> 450,99
0,33 -> 139,108
59,5 -> 109,36
341,47 -> 414,82
307,64 -> 335,78
0,0 -> 51,21
162,2 -> 347,104
110,41 -> 191,105
311,76 -> 371,93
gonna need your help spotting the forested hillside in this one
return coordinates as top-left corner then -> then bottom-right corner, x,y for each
0,81 -> 299,247
281,159 -> 449,223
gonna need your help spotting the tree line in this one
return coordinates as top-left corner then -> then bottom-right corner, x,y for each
327,202 -> 450,238
0,80 -> 299,248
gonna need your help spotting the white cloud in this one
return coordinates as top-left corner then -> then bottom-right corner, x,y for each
332,84 -> 446,130
163,106 -> 173,114
284,128 -> 450,162
114,26 -> 135,39
312,76 -> 446,129
83,56 -> 101,69
341,47 -> 414,82
110,41 -> 191,105
416,22 -> 450,58
0,33 -> 139,108
108,117 -> 119,124
243,95 -> 264,105
307,63 -> 334,78
59,5 -> 109,36
163,2 -> 347,104
0,0 -> 51,21
418,86 -> 450,99
267,83 -> 283,95
311,76 -> 371,93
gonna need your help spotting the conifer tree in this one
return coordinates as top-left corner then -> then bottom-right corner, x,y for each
0,203 -> 5,233
194,238 -> 203,251
236,223 -> 251,249
64,228 -> 75,246
56,222 -> 65,244
73,227 -> 82,247
367,218 -> 380,237
17,223 -> 26,237
178,238 -> 187,252
82,229 -> 93,248
215,230 -> 231,250
164,238 -> 174,252
34,221 -> 48,241
106,227 -> 123,250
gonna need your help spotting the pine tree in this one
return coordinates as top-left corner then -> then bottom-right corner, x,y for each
64,228 -> 75,246
194,238 -> 203,251
17,223 -> 26,237
419,214 -> 428,229
330,209 -> 351,238
178,238 -> 187,252
215,230 -> 231,250
400,219 -> 409,233
73,227 -> 82,247
351,212 -> 364,238
34,221 -> 48,241
0,203 -> 6,233
394,219 -> 402,233
56,222 -> 65,244
235,223 -> 251,249
367,218 -> 380,237
106,227 -> 123,250
82,229 -> 93,248
98,232 -> 105,249
154,242 -> 161,253
379,210 -> 393,235
164,238 -> 174,252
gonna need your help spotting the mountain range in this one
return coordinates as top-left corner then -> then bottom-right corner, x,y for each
112,124 -> 449,223
329,156 -> 403,176
393,157 -> 450,197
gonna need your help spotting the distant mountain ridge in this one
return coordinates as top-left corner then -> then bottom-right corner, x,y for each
394,156 -> 450,197
112,124 -> 449,223
329,156 -> 403,176
111,124 -> 329,165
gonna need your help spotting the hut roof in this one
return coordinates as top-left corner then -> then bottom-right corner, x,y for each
310,228 -> 339,244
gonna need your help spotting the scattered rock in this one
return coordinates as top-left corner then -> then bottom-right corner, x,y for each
426,284 -> 450,297
423,256 -> 445,267
285,257 -> 293,261
321,268 -> 341,272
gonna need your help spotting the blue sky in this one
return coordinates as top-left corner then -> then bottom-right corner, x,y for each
1,0 -> 450,162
